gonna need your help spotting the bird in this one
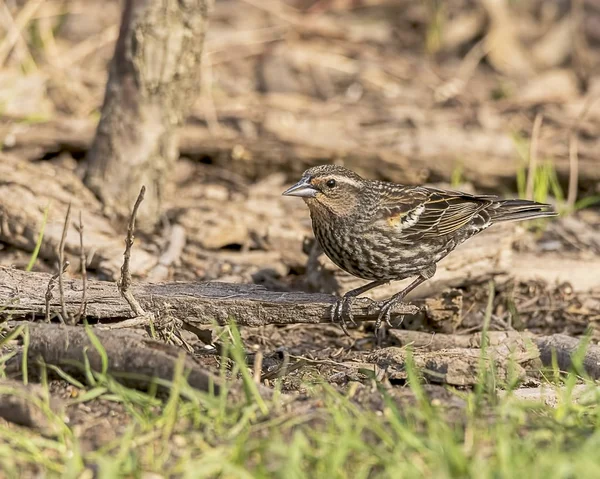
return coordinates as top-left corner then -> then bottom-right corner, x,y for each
282,164 -> 557,335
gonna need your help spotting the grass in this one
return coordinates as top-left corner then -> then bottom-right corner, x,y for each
1,323 -> 600,478
511,131 -> 600,215
450,131 -> 599,221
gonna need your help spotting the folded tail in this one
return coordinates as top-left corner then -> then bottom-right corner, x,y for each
491,199 -> 557,223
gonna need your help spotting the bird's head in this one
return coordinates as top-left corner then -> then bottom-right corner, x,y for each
282,165 -> 368,219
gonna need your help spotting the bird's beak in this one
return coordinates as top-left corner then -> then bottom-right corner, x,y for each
282,177 -> 318,198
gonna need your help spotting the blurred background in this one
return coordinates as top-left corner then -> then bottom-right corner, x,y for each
0,0 -> 599,308
1,0 -> 599,186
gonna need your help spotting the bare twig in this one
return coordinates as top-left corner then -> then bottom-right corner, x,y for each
567,94 -> 599,209
525,113 -> 543,201
44,261 -> 69,323
201,50 -> 222,135
75,211 -> 87,323
253,351 -> 264,384
101,316 -> 155,330
58,203 -> 72,323
172,329 -> 194,354
117,186 -> 148,318
567,130 -> 579,209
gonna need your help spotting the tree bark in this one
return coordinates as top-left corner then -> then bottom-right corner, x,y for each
0,267 -> 459,329
6,323 -> 220,394
534,334 -> 600,379
85,0 -> 210,230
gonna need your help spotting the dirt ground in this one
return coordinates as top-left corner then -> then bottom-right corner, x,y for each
1,0 -> 600,462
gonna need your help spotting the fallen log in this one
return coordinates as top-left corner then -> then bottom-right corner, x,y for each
388,330 -> 531,349
498,385 -> 600,408
5,323 -> 219,395
508,252 -> 600,291
534,334 -> 600,379
0,267 -> 459,329
389,330 -> 600,380
361,345 -> 533,386
3,108 -> 599,192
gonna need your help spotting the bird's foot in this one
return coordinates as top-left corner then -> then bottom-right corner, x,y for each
330,295 -> 358,336
374,296 -> 406,334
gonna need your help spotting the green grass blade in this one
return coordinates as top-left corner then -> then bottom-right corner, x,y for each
26,203 -> 50,272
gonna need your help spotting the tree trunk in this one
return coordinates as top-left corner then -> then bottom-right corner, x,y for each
85,0 -> 210,230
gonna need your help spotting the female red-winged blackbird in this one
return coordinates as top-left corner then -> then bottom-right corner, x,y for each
283,165 -> 556,334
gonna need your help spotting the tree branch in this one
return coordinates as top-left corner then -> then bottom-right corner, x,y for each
0,267 -> 458,329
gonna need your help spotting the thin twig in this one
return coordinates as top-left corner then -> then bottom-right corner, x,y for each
100,316 -> 155,330
253,351 -> 264,384
567,94 -> 599,209
58,203 -> 72,323
117,186 -> 148,317
75,211 -> 87,324
44,261 -> 69,323
567,131 -> 579,209
525,113 -> 543,201
201,50 -> 222,135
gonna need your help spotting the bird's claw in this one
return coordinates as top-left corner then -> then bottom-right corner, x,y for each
373,305 -> 389,334
374,298 -> 405,334
330,295 -> 358,336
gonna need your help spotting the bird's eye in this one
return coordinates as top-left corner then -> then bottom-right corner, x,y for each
326,179 -> 337,188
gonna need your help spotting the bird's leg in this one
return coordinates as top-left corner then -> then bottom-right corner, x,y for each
374,265 -> 437,333
331,280 -> 388,335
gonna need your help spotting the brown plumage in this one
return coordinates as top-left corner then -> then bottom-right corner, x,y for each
283,165 -> 557,334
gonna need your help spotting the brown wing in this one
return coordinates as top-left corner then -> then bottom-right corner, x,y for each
374,184 -> 495,239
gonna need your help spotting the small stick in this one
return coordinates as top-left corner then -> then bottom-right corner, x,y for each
253,351 -> 263,384
101,316 -> 154,330
58,203 -> 72,323
525,113 -> 543,201
567,94 -> 599,209
75,211 -> 87,323
567,131 -> 579,209
44,261 -> 69,323
117,186 -> 147,317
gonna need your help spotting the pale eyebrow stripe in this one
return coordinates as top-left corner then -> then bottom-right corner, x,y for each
325,175 -> 362,188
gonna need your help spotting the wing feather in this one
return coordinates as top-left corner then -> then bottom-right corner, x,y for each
374,184 -> 494,239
